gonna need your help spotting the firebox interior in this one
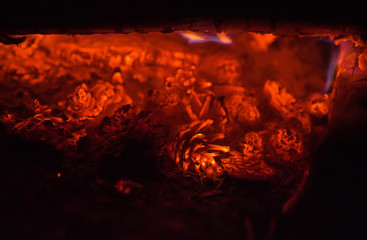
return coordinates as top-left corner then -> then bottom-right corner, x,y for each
0,33 -> 334,178
0,31 -> 366,240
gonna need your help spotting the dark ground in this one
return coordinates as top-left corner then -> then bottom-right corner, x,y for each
272,82 -> 367,240
0,120 -> 305,240
1,84 -> 367,240
1,1 -> 367,34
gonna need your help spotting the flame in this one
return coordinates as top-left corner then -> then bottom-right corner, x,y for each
319,38 -> 358,94
177,31 -> 233,45
318,38 -> 341,93
249,33 -> 276,51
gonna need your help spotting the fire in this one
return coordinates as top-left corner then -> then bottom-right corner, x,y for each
177,31 -> 233,45
249,33 -> 277,51
324,44 -> 340,93
0,32 -> 351,182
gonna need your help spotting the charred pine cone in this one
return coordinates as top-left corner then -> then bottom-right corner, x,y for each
221,151 -> 275,181
224,93 -> 260,125
264,80 -> 311,133
4,100 -> 84,150
221,131 -> 274,180
270,128 -> 303,162
97,105 -> 164,158
164,65 -> 212,102
59,81 -> 131,121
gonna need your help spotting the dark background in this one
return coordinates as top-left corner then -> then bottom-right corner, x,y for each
0,1 -> 366,33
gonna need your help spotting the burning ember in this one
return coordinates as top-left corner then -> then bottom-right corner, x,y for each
0,32 -> 349,181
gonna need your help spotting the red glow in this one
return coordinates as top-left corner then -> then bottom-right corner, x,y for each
0,32 -> 359,181
177,31 -> 233,44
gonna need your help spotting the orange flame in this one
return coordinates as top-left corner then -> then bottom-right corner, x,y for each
177,31 -> 233,45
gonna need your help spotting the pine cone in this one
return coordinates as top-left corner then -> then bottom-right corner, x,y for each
224,93 -> 260,124
167,119 -> 230,178
270,128 -> 303,161
264,80 -> 311,133
222,151 -> 274,181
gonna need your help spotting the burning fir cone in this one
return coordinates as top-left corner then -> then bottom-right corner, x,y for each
164,64 -> 212,96
11,99 -> 65,135
13,99 -> 65,130
98,104 -> 153,139
224,93 -> 260,125
96,105 -> 164,180
90,81 -> 132,115
98,105 -> 135,137
167,119 -> 230,179
264,80 -> 311,133
141,89 -> 182,122
184,93 -> 227,133
270,128 -> 303,162
221,151 -> 274,181
60,83 -> 97,120
221,131 -> 274,180
241,131 -> 264,159
143,89 -> 176,110
59,81 -> 132,121
167,120 -> 274,180
216,58 -> 240,85
8,100 -> 86,149
164,65 -> 201,114
164,65 -> 227,127
307,93 -> 329,118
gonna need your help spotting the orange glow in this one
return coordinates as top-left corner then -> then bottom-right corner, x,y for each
221,151 -> 274,180
168,119 -> 227,178
216,32 -> 233,44
0,32 -> 358,181
264,80 -> 311,133
249,33 -> 277,51
179,31 -> 207,41
177,31 -> 233,44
